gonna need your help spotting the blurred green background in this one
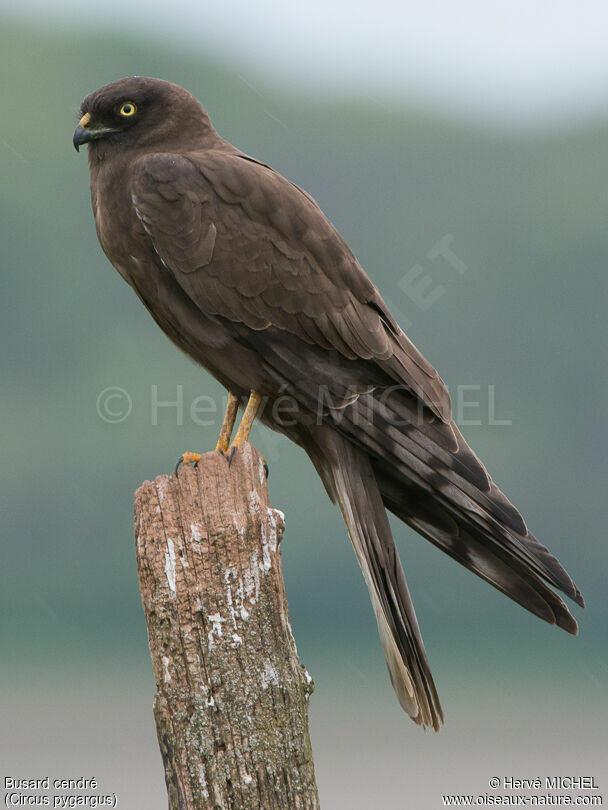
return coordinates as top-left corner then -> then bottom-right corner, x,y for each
1,6 -> 606,808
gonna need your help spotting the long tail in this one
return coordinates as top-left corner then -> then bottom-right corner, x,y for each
317,429 -> 444,731
253,329 -> 583,725
338,390 -> 584,633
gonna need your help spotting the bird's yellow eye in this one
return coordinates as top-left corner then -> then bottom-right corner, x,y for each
119,102 -> 137,117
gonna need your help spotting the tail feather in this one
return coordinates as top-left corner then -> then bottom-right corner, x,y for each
334,391 -> 583,630
321,430 -> 444,731
377,465 -> 578,634
253,329 -> 584,726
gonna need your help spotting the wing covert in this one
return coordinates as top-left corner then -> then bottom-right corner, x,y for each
131,150 -> 452,420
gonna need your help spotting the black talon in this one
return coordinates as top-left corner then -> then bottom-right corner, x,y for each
174,455 -> 184,476
263,460 -> 269,479
227,446 -> 237,466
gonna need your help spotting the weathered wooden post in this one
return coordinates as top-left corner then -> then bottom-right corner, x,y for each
134,442 -> 320,809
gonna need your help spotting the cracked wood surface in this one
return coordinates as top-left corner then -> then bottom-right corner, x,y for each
134,443 -> 319,810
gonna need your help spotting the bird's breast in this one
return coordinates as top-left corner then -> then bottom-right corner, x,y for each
91,175 -> 151,288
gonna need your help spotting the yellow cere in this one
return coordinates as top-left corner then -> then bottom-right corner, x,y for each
78,112 -> 91,128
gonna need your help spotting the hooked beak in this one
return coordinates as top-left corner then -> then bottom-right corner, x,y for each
73,124 -> 91,152
73,112 -> 118,152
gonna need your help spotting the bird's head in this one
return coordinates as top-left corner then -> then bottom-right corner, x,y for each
73,76 -> 217,155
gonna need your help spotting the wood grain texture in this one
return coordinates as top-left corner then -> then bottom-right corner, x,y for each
134,442 -> 319,809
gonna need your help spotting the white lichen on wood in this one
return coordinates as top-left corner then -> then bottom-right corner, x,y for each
164,538 -> 177,594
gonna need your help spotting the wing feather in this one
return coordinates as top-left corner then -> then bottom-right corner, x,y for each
131,151 -> 451,420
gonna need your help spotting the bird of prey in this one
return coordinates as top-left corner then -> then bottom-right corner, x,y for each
74,77 -> 583,731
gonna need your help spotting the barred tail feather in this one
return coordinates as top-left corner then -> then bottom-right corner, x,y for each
321,431 -> 444,731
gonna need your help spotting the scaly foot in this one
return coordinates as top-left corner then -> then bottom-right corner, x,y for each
174,451 -> 201,476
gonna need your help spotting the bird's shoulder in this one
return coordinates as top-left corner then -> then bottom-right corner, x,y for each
131,149 -> 380,301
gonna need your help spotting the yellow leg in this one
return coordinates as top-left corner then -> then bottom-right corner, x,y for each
228,391 -> 262,456
175,391 -> 240,474
175,391 -> 262,474
215,392 -> 239,454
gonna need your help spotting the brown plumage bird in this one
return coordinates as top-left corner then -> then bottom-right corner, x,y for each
74,77 -> 583,731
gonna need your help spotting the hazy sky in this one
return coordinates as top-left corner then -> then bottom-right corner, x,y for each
6,0 -> 608,126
